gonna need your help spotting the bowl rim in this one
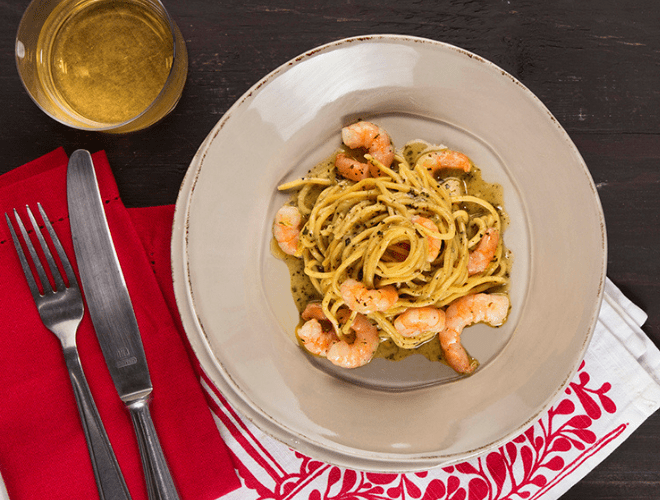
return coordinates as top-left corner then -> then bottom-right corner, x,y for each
171,34 -> 607,471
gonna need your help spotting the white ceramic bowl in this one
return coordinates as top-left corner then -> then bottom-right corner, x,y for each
171,35 -> 606,471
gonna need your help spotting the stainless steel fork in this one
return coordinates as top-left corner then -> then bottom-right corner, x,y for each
6,204 -> 131,500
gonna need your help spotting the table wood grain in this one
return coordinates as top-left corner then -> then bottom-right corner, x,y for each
1,1 -> 658,498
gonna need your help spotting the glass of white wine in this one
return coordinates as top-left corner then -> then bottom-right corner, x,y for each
16,0 -> 188,133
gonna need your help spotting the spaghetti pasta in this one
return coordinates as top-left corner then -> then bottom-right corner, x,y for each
273,123 -> 511,373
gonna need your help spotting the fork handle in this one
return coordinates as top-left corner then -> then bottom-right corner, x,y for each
63,347 -> 132,500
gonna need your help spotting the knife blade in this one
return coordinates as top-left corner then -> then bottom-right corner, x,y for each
67,149 -> 180,500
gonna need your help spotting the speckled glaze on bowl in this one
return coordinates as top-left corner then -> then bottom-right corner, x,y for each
171,35 -> 606,471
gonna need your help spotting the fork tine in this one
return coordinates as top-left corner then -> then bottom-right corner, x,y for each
5,211 -> 44,300
15,207 -> 54,295
27,204 -> 66,291
37,203 -> 78,288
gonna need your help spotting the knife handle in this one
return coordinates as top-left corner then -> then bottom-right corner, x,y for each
63,347 -> 132,500
127,396 -> 180,500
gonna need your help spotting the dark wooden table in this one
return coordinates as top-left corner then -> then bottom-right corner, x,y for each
1,1 -> 658,498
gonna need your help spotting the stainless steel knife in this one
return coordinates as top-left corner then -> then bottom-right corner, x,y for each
67,149 -> 180,500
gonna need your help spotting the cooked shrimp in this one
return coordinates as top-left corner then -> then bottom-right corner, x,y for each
411,215 -> 442,262
301,302 -> 325,321
273,205 -> 302,256
335,121 -> 394,179
297,318 -> 338,357
440,293 -> 510,374
418,149 -> 472,175
334,153 -> 371,181
394,306 -> 446,338
298,305 -> 379,368
468,228 -> 499,275
340,278 -> 398,314
326,309 -> 380,368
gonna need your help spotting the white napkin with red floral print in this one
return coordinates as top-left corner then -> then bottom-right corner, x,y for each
205,277 -> 660,500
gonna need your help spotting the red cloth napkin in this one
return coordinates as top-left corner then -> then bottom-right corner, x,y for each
0,149 -> 240,500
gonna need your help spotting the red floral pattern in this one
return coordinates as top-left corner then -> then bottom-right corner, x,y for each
204,359 -> 626,500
